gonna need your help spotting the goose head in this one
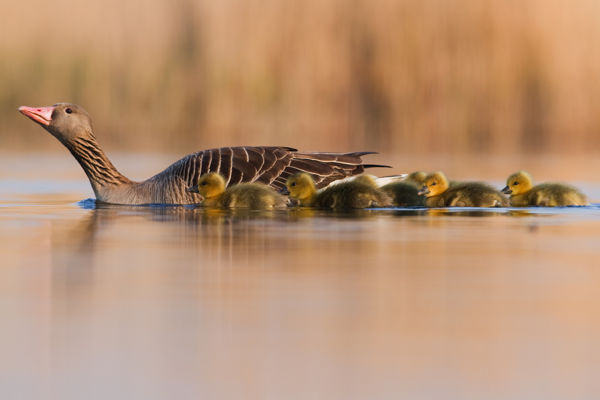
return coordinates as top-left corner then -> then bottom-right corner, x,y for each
19,103 -> 94,145
502,171 -> 533,195
19,103 -> 93,147
286,173 -> 316,202
418,171 -> 449,197
187,172 -> 226,199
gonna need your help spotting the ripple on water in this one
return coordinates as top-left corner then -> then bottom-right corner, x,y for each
2,175 -> 600,400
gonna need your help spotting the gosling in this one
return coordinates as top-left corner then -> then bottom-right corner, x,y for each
379,171 -> 427,207
285,172 -> 392,209
419,171 -> 508,207
502,171 -> 589,207
187,172 -> 288,209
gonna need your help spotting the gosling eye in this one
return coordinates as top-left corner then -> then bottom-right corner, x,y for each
290,182 -> 296,187
430,182 -> 437,186
65,108 -> 73,114
513,182 -> 519,186
200,182 -> 208,186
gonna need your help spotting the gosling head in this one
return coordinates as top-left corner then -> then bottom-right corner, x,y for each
286,173 -> 317,202
502,170 -> 533,195
418,171 -> 449,197
19,103 -> 94,145
352,174 -> 378,187
187,172 -> 226,199
407,171 -> 427,186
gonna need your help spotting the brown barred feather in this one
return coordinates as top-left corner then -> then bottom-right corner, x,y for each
148,146 -> 386,197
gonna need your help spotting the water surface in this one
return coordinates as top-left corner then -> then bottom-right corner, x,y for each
2,154 -> 600,399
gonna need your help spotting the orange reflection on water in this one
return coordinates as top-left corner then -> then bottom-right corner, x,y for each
2,201 -> 600,398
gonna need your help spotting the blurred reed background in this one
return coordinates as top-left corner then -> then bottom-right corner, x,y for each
2,0 -> 600,158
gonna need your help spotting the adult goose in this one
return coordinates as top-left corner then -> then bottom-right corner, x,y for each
19,103 -> 387,205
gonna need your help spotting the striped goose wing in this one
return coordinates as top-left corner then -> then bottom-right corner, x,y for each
265,150 -> 383,190
158,146 -> 384,191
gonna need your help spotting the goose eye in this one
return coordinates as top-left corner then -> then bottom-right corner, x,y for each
201,182 -> 208,186
513,182 -> 519,185
290,182 -> 296,187
65,108 -> 73,114
430,182 -> 437,186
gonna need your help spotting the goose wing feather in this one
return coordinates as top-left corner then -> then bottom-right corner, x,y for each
147,146 -> 384,191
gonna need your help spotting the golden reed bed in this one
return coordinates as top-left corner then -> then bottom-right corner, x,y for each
3,0 -> 600,155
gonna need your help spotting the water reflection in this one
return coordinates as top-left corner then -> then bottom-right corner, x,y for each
51,201 -> 600,271
3,196 -> 600,399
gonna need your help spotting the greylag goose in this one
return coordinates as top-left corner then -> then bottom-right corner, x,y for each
502,171 -> 588,206
19,103 -> 387,205
285,172 -> 392,209
187,172 -> 287,209
419,171 -> 508,207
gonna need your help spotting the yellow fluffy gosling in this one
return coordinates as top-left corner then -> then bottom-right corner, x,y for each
502,171 -> 588,206
285,172 -> 392,209
188,172 -> 287,209
379,171 -> 427,206
419,171 -> 508,207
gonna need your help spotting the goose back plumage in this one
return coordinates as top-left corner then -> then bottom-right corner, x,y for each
152,146 -> 379,192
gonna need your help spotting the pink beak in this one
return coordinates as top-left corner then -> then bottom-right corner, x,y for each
18,105 -> 55,126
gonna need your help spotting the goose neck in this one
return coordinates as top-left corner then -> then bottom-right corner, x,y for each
65,133 -> 131,195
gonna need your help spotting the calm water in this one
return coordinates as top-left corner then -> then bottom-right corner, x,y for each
2,154 -> 600,399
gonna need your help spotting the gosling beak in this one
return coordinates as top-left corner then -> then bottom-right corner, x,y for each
417,186 -> 430,196
18,105 -> 55,126
501,186 -> 512,195
187,185 -> 199,193
280,186 -> 290,195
